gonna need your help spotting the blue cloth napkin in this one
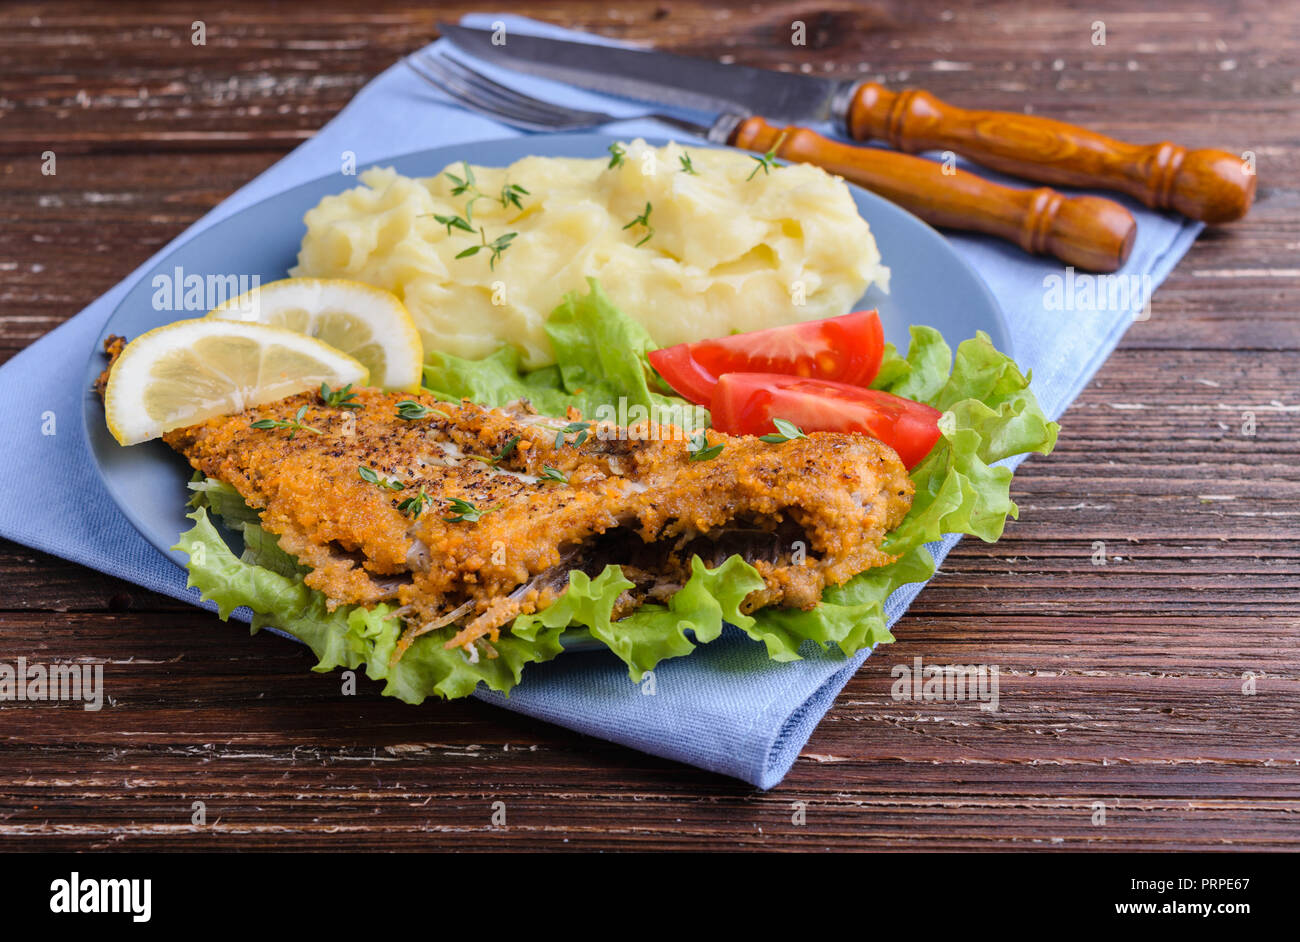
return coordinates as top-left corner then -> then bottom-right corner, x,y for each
0,14 -> 1200,788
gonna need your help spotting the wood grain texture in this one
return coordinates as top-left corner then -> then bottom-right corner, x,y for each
0,0 -> 1297,851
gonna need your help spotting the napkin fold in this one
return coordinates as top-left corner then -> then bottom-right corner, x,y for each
0,14 -> 1200,788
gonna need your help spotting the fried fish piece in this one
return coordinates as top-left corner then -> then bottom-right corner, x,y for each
164,388 -> 914,656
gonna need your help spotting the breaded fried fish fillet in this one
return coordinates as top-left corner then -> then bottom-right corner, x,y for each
164,389 -> 913,655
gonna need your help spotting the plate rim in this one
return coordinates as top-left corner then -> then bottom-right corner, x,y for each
81,131 -> 1012,569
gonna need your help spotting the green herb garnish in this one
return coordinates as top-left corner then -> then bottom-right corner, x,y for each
552,420 -> 592,448
500,182 -> 529,211
433,212 -> 474,235
443,497 -> 495,523
746,132 -> 788,181
687,429 -> 724,461
395,400 -> 448,421
359,465 -> 405,491
456,227 -> 517,270
622,202 -> 654,247
445,162 -> 531,219
445,161 -> 476,197
320,382 -> 362,410
540,465 -> 568,484
397,487 -> 432,519
679,152 -> 699,175
607,142 -> 626,168
758,418 -> 808,444
249,404 -> 321,440
440,162 -> 524,267
443,162 -> 485,223
469,434 -> 521,467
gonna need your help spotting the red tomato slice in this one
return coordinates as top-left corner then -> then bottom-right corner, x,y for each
711,372 -> 943,468
644,342 -> 718,405
648,310 -> 885,406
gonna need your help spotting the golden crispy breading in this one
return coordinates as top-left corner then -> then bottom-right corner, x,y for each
92,335 -> 126,398
164,388 -> 913,654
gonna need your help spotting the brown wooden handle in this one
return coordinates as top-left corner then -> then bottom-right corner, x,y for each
732,116 -> 1136,273
846,83 -> 1255,224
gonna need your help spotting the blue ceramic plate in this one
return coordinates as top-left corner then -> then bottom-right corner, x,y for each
82,133 -> 1010,581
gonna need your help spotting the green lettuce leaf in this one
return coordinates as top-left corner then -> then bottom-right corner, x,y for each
187,476 -> 303,577
870,326 -> 953,404
187,476 -> 261,530
356,605 -> 568,704
878,328 -> 1060,552
514,556 -> 766,682
422,278 -> 707,429
172,506 -> 566,703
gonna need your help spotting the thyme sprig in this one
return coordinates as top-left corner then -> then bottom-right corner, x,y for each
445,161 -> 485,222
445,161 -> 477,196
249,404 -> 321,440
758,418 -> 808,444
678,152 -> 699,175
746,131 -> 789,180
539,465 -> 568,484
455,227 -> 518,270
607,142 -> 626,168
395,400 -> 449,421
359,465 -> 405,491
443,497 -> 496,523
687,429 -> 724,462
398,486 -> 432,519
320,382 -> 362,410
436,163 -> 525,268
433,211 -> 474,235
469,434 -> 521,467
444,161 -> 530,218
551,420 -> 592,448
623,202 -> 654,247
499,182 -> 529,211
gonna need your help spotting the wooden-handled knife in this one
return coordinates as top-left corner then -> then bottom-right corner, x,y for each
439,23 -> 1254,226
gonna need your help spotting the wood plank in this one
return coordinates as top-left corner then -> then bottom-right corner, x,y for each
0,0 -> 1296,851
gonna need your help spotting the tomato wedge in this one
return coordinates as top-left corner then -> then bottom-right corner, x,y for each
711,372 -> 944,468
648,310 -> 885,406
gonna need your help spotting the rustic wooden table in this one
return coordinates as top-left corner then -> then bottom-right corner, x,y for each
0,0 -> 1295,852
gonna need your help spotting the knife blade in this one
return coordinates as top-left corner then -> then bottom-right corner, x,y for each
438,21 -> 1254,223
437,22 -> 854,125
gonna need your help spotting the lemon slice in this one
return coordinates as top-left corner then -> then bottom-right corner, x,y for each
104,319 -> 368,446
208,277 -> 422,391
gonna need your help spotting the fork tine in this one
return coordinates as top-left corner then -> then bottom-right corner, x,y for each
407,53 -> 604,132
408,49 -> 711,141
406,55 -> 565,131
417,53 -> 597,130
405,56 -> 533,126
424,60 -> 581,128
430,53 -> 611,126
408,54 -> 572,130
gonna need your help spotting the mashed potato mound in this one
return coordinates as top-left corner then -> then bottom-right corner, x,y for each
293,140 -> 889,369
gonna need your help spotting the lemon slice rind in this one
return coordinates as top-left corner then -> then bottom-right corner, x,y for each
208,277 -> 423,392
104,318 -> 369,446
